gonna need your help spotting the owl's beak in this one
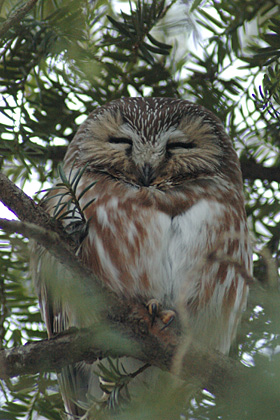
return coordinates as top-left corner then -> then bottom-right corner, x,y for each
139,163 -> 154,187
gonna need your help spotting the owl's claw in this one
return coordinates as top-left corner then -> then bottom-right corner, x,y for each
146,298 -> 159,326
146,299 -> 176,328
160,310 -> 176,330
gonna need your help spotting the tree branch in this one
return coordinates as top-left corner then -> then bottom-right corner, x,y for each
0,172 -> 74,247
0,0 -> 39,38
241,159 -> 280,184
0,310 -> 246,397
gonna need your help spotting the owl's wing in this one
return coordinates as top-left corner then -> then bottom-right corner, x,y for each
31,242 -> 95,417
169,198 -> 251,353
59,363 -> 97,417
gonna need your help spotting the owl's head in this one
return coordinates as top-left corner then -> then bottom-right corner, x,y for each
64,97 -> 242,190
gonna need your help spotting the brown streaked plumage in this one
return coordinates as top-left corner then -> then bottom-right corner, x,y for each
32,97 -> 252,418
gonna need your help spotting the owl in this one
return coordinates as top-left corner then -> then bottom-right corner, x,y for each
32,97 -> 252,417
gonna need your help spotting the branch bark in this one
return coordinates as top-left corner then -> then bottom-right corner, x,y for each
0,310 -> 246,397
241,159 -> 280,184
0,0 -> 39,38
0,172 -> 72,246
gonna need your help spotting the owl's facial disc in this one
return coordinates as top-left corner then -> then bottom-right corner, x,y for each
79,110 -> 224,189
105,120 -> 222,188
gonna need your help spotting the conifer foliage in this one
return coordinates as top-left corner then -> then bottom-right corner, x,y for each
0,1 -> 279,419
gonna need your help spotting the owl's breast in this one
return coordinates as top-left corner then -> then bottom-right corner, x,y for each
78,177 -> 231,304
82,190 -> 172,298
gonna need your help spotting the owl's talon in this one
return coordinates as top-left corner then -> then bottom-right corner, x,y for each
146,300 -> 175,328
146,298 -> 160,326
160,310 -> 176,330
146,298 -> 160,315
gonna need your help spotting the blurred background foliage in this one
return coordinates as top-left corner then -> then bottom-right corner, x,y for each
0,0 -> 279,418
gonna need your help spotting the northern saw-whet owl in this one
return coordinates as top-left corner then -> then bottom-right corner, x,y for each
32,97 -> 252,417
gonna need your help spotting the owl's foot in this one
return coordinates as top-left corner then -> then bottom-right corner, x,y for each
146,299 -> 176,328
146,298 -> 159,326
159,309 -> 176,329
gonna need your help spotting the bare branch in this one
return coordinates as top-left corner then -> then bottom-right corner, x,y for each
0,0 -> 39,38
241,159 -> 280,184
0,171 -> 74,247
0,310 -> 246,397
